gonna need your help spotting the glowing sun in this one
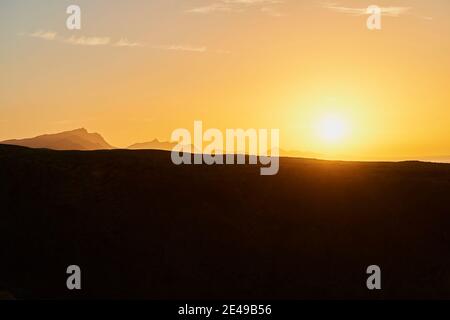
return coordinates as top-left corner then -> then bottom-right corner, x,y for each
316,114 -> 349,143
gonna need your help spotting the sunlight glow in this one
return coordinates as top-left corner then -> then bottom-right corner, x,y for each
316,114 -> 348,143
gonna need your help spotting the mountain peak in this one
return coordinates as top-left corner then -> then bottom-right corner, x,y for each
1,128 -> 114,151
69,128 -> 88,134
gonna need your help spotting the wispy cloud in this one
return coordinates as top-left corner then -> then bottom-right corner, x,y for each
187,3 -> 237,14
114,38 -> 145,47
19,30 -> 212,53
22,30 -> 57,41
20,31 -> 142,48
321,3 -> 412,18
20,31 -> 112,47
64,35 -> 111,46
187,0 -> 285,16
152,44 -> 207,53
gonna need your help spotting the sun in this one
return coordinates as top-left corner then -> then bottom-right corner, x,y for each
315,114 -> 348,143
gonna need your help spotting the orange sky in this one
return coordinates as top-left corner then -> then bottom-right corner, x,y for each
1,0 -> 449,160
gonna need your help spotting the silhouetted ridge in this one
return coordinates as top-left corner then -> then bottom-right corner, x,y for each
1,128 -> 114,151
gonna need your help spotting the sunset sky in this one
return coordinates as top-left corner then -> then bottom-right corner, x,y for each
1,0 -> 449,160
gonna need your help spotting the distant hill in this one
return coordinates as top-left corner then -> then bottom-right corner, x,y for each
417,156 -> 450,164
128,140 -> 204,153
1,128 -> 114,151
128,139 -> 176,151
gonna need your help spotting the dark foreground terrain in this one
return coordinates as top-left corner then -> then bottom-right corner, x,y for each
1,144 -> 450,299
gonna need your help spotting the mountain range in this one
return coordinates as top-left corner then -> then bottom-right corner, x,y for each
1,128 -> 449,162
0,128 -> 323,157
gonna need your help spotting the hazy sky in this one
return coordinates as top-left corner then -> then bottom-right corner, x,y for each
1,0 -> 449,160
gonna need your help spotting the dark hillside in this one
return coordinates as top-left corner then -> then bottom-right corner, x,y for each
1,144 -> 449,299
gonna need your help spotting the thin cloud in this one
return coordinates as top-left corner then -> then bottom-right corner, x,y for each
114,38 -> 145,47
321,3 -> 411,17
64,35 -> 111,46
21,30 -> 57,41
187,3 -> 237,14
187,0 -> 284,16
152,44 -> 207,53
19,30 -> 211,54
377,7 -> 411,17
20,30 -> 131,47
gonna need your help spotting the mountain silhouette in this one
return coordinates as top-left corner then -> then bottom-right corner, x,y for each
1,128 -> 114,151
2,129 -> 448,162
128,140 -> 204,153
128,139 -> 176,151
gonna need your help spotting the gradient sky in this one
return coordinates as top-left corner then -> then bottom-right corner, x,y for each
1,0 -> 449,160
